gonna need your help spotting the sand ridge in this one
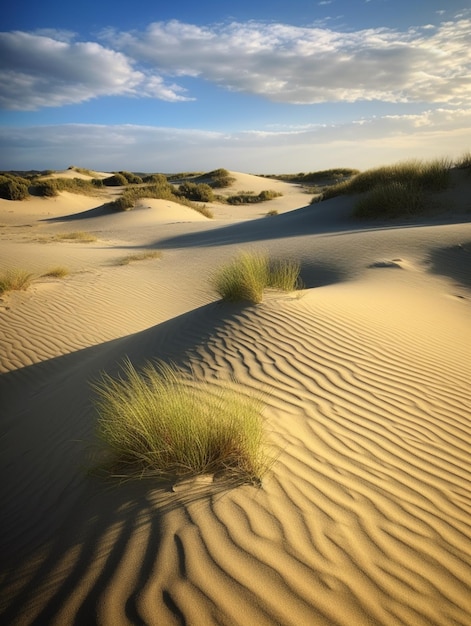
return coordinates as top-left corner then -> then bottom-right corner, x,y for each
1,171 -> 470,625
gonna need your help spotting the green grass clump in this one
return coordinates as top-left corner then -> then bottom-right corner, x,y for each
321,158 -> 453,202
116,251 -> 162,265
353,182 -> 425,218
210,251 -> 301,303
54,231 -> 97,242
93,359 -> 270,484
42,266 -> 70,278
226,190 -> 282,205
0,268 -> 34,295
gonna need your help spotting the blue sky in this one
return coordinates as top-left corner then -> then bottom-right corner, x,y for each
1,0 -> 470,173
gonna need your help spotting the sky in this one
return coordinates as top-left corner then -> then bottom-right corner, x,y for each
1,0 -> 470,173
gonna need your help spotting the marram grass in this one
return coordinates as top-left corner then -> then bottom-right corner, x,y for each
0,268 -> 34,295
93,359 -> 272,484
210,251 -> 301,304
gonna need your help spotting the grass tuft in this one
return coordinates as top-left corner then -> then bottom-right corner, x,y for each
42,266 -> 70,278
93,359 -> 271,484
116,251 -> 162,265
0,268 -> 34,295
210,251 -> 301,304
54,231 -> 97,242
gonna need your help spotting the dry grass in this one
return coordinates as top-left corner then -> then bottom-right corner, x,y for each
42,266 -> 70,278
54,231 -> 97,243
116,251 -> 162,266
0,268 -> 34,295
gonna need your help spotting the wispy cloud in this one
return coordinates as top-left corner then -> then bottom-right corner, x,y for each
1,108 -> 469,172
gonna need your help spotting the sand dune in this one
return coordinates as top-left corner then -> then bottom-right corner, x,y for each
1,171 -> 470,625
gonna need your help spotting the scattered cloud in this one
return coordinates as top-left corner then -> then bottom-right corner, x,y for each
1,108 -> 469,172
1,15 -> 470,110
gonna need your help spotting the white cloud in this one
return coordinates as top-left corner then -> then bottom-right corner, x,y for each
0,31 -> 191,110
1,108 -> 469,173
104,16 -> 471,105
1,15 -> 470,110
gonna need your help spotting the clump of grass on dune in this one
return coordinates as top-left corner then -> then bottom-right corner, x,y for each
317,157 -> 453,219
322,158 -> 453,200
54,231 -> 97,242
41,266 -> 70,278
93,359 -> 271,484
0,268 -> 34,295
353,181 -> 425,218
210,251 -> 301,304
116,251 -> 162,266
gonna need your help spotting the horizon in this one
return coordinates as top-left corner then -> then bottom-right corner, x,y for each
1,0 -> 470,173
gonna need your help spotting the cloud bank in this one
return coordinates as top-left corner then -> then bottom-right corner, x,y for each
1,15 -> 470,110
1,109 -> 469,173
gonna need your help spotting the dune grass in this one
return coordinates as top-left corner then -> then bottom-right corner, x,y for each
116,251 -> 162,265
353,181 -> 426,218
210,251 -> 301,303
93,359 -> 271,484
0,268 -> 34,295
54,231 -> 97,242
42,266 -> 70,278
320,158 -> 453,202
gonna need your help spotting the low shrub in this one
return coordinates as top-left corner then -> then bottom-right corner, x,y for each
103,173 -> 128,186
210,251 -> 301,303
93,359 -> 270,484
206,168 -> 235,188
227,190 -> 282,205
178,182 -> 215,202
119,171 -> 143,185
0,268 -> 34,295
0,177 -> 30,200
33,180 -> 58,197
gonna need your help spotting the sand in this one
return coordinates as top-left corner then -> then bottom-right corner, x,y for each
0,171 -> 470,625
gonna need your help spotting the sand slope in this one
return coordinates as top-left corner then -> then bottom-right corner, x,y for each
1,172 -> 470,625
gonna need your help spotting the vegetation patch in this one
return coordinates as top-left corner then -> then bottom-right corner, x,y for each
42,266 -> 70,278
353,182 -> 426,219
54,231 -> 97,242
320,158 -> 453,202
226,190 -> 282,205
116,251 -> 162,265
210,251 -> 301,304
0,268 -> 34,295
109,181 -> 213,218
93,359 -> 271,484
0,174 -> 30,200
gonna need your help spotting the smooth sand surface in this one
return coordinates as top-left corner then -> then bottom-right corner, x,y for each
1,171 -> 470,625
